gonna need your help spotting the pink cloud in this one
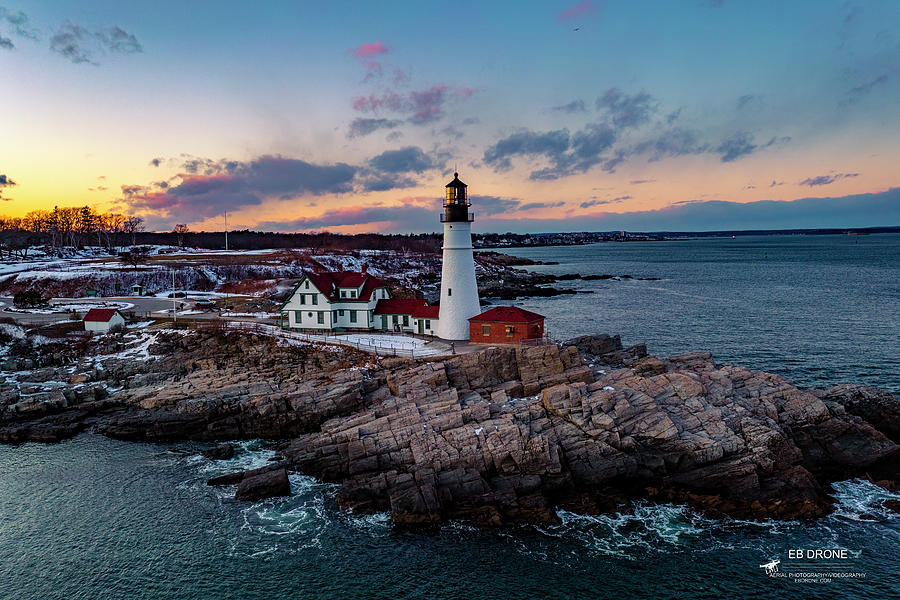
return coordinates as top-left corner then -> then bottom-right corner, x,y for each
410,84 -> 448,123
558,0 -> 596,21
392,69 -> 409,85
352,41 -> 389,58
351,83 -> 470,124
352,90 -> 406,112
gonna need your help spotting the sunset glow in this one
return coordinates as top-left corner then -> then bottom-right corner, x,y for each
2,1 -> 898,232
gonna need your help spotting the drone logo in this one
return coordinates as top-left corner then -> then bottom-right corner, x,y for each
760,559 -> 781,576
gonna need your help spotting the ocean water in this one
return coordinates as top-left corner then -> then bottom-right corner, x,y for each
2,234 -> 899,599
500,234 -> 900,394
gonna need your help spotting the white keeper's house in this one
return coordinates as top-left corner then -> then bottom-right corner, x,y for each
279,266 -> 440,334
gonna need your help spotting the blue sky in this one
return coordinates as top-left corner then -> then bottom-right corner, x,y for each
1,0 -> 898,232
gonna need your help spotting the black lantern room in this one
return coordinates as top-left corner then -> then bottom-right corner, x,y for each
442,172 -> 474,222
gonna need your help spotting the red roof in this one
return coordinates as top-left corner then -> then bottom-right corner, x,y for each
305,270 -> 388,302
374,298 -> 428,315
414,305 -> 440,318
468,306 -> 544,323
83,308 -> 121,322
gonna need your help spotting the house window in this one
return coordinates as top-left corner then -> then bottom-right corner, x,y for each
448,288 -> 452,296
341,290 -> 347,298
311,295 -> 317,305
482,325 -> 491,336
424,319 -> 430,329
332,311 -> 337,321
308,312 -> 313,318
350,311 -> 357,323
402,315 -> 409,326
300,294 -> 306,305
295,311 -> 302,323
392,315 -> 398,325
505,325 -> 515,337
304,281 -> 309,289
317,313 -> 324,324
351,290 -> 357,298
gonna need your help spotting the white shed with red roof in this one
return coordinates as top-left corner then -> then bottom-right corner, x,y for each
83,308 -> 126,332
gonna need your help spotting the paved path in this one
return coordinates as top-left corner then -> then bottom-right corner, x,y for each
226,322 -> 486,359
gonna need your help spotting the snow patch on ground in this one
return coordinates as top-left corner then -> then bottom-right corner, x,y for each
338,333 -> 429,350
5,301 -> 134,315
0,323 -> 26,339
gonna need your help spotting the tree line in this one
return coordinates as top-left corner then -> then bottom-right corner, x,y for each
0,206 -> 144,258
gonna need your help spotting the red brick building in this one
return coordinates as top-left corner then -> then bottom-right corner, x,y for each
468,306 -> 545,344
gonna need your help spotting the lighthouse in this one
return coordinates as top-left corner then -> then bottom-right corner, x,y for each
437,172 -> 481,340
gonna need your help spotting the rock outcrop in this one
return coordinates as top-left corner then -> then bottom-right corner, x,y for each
281,339 -> 899,525
2,328 -> 898,524
234,468 -> 291,501
811,384 -> 900,442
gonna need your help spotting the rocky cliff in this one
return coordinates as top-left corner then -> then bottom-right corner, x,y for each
281,337 -> 898,524
1,329 -> 898,525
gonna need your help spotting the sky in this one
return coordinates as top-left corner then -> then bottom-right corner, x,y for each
1,0 -> 899,233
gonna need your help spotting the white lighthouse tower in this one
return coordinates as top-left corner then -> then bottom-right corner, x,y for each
437,172 -> 481,340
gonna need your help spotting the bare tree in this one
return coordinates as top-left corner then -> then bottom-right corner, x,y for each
102,213 -> 127,251
173,223 -> 189,248
123,216 -> 144,247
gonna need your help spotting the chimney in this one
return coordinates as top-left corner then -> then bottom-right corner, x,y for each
361,264 -> 368,274
312,264 -> 320,274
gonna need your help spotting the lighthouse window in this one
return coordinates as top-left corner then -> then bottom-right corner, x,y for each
448,288 -> 452,296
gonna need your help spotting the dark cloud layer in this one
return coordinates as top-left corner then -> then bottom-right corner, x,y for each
256,193 -> 522,232
551,100 -> 587,113
0,7 -> 38,49
518,201 -> 565,210
483,188 -> 900,234
580,195 -> 631,208
256,188 -> 900,234
368,146 -> 434,174
120,155 -> 358,227
595,88 -> 655,129
482,129 -> 570,172
50,21 -> 94,63
352,84 -> 472,125
799,172 -> 859,186
0,173 -> 15,201
49,20 -> 142,64
347,118 -> 402,138
484,84 -> 792,178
